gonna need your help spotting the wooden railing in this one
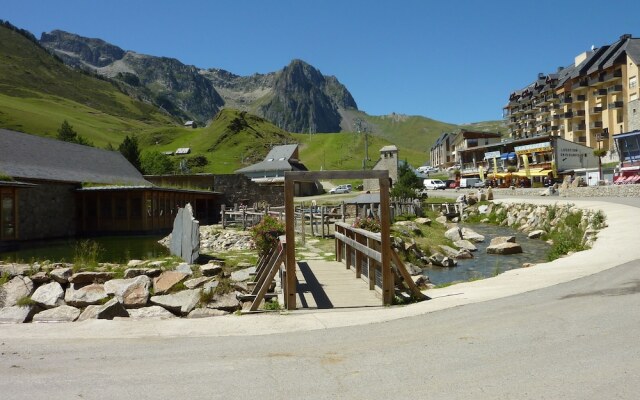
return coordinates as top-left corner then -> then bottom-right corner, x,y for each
242,235 -> 287,311
334,222 -> 426,302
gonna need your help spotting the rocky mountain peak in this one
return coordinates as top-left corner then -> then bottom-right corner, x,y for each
40,30 -> 125,68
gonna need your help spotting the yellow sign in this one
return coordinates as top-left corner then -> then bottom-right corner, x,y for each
522,154 -> 530,178
479,165 -> 485,181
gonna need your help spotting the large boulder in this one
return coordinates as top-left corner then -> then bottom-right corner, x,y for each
78,298 -> 129,321
50,267 -> 73,284
461,227 -> 485,243
64,284 -> 108,307
31,281 -> 65,308
438,245 -> 460,258
414,217 -> 432,226
0,276 -> 33,307
127,306 -> 177,319
231,267 -> 256,282
200,263 -> 223,277
153,271 -> 189,295
528,230 -> 545,239
123,268 -> 161,279
69,271 -> 115,285
205,292 -> 241,312
0,305 -> 36,323
429,254 -> 457,268
445,227 -> 464,241
487,242 -> 523,255
104,275 -> 150,308
32,305 -> 81,323
184,276 -> 213,289
454,240 -> 477,252
489,236 -> 516,246
150,289 -> 200,316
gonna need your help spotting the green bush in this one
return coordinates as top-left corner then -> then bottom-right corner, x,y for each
250,215 -> 285,257
73,239 -> 102,270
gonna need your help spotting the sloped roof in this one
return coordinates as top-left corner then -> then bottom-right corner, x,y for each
235,144 -> 306,174
0,129 -> 150,186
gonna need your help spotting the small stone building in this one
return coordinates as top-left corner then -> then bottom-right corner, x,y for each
363,145 -> 399,192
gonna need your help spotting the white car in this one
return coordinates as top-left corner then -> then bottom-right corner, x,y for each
330,184 -> 351,194
417,165 -> 438,174
423,179 -> 446,190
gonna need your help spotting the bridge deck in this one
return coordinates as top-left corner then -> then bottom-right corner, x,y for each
294,258 -> 382,309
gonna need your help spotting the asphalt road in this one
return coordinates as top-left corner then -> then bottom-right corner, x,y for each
2,258 -> 639,400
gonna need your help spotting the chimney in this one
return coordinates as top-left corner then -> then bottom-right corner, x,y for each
620,34 -> 632,41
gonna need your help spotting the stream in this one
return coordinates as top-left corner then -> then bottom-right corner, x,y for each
423,223 -> 551,285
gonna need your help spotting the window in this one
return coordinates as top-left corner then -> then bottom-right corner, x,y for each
631,92 -> 638,102
630,76 -> 637,89
1,191 -> 15,239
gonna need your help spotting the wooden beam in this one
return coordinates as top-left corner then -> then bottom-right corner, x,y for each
333,232 -> 382,263
249,249 -> 284,311
284,181 -> 297,310
390,249 -> 429,300
378,177 -> 394,305
285,170 -> 388,182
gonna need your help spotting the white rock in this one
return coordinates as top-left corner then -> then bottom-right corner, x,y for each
32,305 -> 81,323
0,276 -> 33,307
127,306 -> 176,319
150,289 -> 200,316
31,281 -> 65,308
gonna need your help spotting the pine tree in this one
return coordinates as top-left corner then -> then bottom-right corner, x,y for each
56,120 -> 78,142
118,135 -> 142,172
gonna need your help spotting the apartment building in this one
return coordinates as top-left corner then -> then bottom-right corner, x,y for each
504,34 -> 640,162
429,132 -> 454,169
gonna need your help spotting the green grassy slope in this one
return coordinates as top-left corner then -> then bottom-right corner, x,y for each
139,109 -> 296,174
0,25 -> 176,146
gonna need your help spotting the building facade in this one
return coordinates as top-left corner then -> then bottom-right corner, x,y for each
504,34 -> 640,163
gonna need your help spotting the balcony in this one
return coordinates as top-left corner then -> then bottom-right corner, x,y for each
577,136 -> 587,143
573,123 -> 586,132
551,125 -> 560,131
559,96 -> 573,104
571,79 -> 589,91
589,121 -> 603,129
593,89 -> 607,97
572,109 -> 586,118
588,74 -> 606,86
603,69 -> 622,83
608,101 -> 624,109
589,106 -> 603,114
564,111 -> 574,118
576,94 -> 587,102
607,84 -> 623,94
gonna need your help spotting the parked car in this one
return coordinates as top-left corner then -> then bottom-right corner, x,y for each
459,178 -> 481,188
473,180 -> 486,188
446,164 -> 461,171
423,179 -> 446,190
330,184 -> 351,194
444,179 -> 457,189
417,165 -> 438,174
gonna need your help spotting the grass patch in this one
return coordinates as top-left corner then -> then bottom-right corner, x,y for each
0,272 -> 10,285
16,296 -> 36,307
262,299 -> 282,311
72,239 -> 102,271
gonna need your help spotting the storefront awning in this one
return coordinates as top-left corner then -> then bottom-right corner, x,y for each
499,152 -> 516,160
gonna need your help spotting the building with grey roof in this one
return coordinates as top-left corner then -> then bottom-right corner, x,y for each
504,34 -> 640,164
0,129 -> 219,244
235,144 -> 320,196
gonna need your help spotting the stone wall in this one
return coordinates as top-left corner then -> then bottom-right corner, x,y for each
457,185 -> 640,198
145,174 -> 284,207
213,174 -> 284,207
18,182 -> 77,240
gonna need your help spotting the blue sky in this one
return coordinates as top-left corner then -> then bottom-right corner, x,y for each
3,0 -> 640,124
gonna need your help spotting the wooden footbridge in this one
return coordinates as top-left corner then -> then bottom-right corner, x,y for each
243,170 -> 426,312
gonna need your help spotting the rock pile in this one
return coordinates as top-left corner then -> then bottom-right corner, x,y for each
0,259 -> 259,324
160,226 -> 255,253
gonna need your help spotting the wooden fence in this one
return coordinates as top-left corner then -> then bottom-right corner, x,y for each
333,222 -> 426,302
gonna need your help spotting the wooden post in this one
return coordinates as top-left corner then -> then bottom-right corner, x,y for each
341,201 -> 346,223
242,207 -> 247,230
378,177 -> 394,305
221,204 -> 226,228
284,180 -> 296,310
310,206 -> 315,237
321,206 -> 325,238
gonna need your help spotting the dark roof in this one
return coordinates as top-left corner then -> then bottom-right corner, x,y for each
0,129 -> 150,186
235,144 -> 307,174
